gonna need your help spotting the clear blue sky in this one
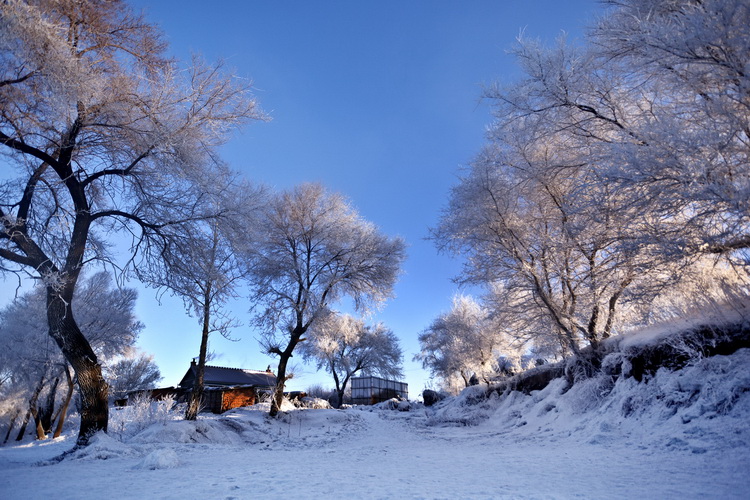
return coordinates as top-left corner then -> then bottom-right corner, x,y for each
122,1 -> 603,394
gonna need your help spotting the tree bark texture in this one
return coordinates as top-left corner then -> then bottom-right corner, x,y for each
270,326 -> 306,417
46,290 -> 108,445
270,355 -> 289,417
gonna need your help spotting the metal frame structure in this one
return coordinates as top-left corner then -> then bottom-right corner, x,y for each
351,376 -> 408,405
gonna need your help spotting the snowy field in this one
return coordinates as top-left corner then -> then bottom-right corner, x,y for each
2,349 -> 750,500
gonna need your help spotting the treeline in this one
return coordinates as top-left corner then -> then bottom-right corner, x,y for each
419,0 -> 750,392
0,0 -> 405,445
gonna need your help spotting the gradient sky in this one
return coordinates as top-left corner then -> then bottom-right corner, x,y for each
20,1 -> 606,394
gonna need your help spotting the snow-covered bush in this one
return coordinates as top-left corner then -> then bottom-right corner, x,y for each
562,375 -> 616,414
136,448 -> 180,470
374,398 -> 418,412
298,397 -> 332,409
109,393 -> 182,441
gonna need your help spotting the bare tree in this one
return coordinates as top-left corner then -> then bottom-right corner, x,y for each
0,0 -> 263,444
246,183 -> 405,416
300,311 -> 403,408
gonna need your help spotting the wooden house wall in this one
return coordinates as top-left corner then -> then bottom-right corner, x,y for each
220,387 -> 257,412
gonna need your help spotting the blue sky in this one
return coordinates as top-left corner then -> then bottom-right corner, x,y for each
120,1 -> 603,393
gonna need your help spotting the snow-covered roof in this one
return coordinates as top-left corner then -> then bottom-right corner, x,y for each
179,362 -> 276,389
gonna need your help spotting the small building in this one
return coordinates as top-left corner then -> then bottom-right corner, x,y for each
351,376 -> 408,405
178,361 -> 277,413
126,362 -> 277,414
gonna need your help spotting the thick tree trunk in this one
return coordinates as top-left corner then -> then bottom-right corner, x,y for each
185,361 -> 206,420
331,368 -> 343,409
34,412 -> 46,440
270,324 -> 307,417
270,355 -> 289,417
52,366 -> 75,439
46,290 -> 108,446
336,388 -> 345,408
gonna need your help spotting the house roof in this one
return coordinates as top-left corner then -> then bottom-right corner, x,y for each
179,362 -> 276,389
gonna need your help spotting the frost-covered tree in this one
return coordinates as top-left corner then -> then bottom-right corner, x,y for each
300,312 -> 403,408
137,181 -> 266,420
436,0 -> 750,358
416,295 -> 517,393
481,0 -> 750,261
592,0 -> 750,257
105,352 -> 162,402
0,0 -> 263,443
0,272 -> 142,440
622,258 -> 750,331
246,183 -> 406,416
434,131 -> 652,354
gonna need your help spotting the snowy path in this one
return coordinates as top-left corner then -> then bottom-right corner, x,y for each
1,406 -> 748,499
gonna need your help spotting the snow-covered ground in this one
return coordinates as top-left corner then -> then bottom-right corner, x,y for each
2,349 -> 750,499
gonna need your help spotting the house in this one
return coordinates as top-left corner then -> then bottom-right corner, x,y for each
350,375 -> 408,405
178,361 -> 277,413
125,362 -> 277,414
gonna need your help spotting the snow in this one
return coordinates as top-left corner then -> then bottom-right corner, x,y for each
615,297 -> 750,351
2,351 -> 750,499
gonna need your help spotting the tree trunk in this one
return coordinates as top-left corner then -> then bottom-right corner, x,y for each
335,388 -> 344,409
270,354 -> 289,417
270,323 -> 308,417
34,412 -> 46,440
15,409 -> 32,442
46,289 -> 108,446
185,360 -> 205,420
16,374 -> 46,442
331,368 -> 343,409
3,408 -> 20,444
52,366 -> 75,439
36,375 -> 60,436
186,286 -> 212,421
337,372 -> 354,408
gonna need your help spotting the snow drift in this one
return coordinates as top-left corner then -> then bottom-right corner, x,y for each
1,323 -> 749,499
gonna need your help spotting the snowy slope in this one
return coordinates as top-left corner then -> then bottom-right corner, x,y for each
1,350 -> 749,499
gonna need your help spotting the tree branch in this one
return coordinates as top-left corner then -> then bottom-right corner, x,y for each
0,70 -> 36,88
0,131 -> 60,168
81,147 -> 155,187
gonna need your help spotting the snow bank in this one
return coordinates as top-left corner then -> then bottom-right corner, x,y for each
65,432 -> 138,461
129,419 -> 242,445
428,349 -> 750,453
135,449 -> 180,470
2,342 -> 749,499
615,296 -> 750,350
